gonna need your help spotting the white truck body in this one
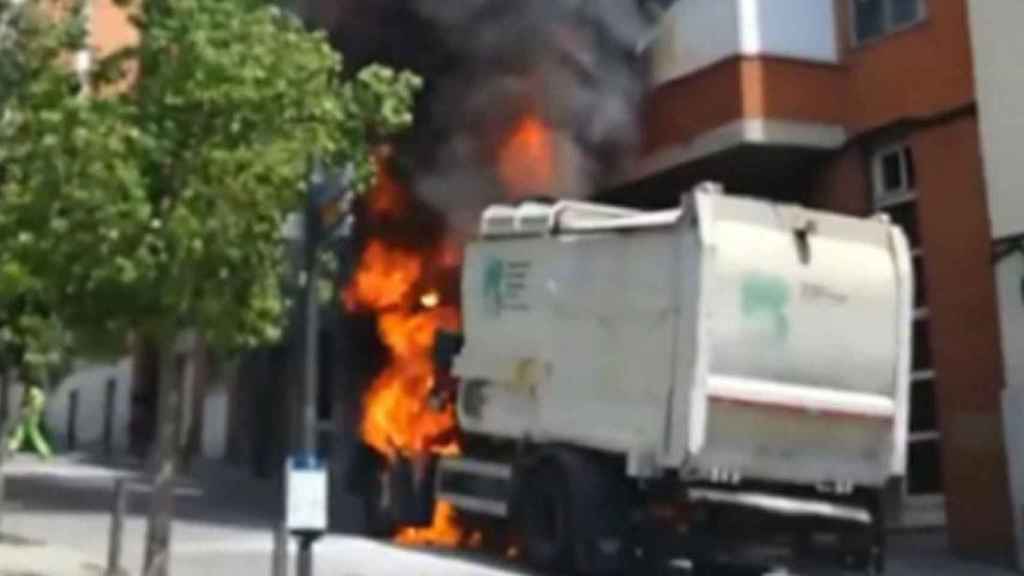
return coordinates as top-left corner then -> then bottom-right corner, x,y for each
452,190 -> 913,489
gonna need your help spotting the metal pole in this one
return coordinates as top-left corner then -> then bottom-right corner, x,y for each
0,370 -> 9,424
295,165 -> 321,576
0,415 -> 12,535
297,535 -> 314,576
68,389 -> 79,451
272,521 -> 288,576
301,209 -> 319,458
104,378 -> 116,458
107,479 -> 128,576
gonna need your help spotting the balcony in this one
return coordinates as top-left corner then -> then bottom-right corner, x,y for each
621,0 -> 847,189
650,0 -> 840,85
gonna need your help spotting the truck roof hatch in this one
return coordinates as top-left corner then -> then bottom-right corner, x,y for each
480,199 -> 676,238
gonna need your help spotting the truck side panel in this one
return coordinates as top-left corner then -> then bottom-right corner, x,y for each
541,231 -> 678,458
666,224 -> 704,469
455,239 -> 553,439
691,195 -> 909,486
454,192 -> 911,491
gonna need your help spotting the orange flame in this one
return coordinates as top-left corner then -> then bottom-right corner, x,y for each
397,501 -> 463,547
345,171 -> 464,547
344,241 -> 422,312
361,308 -> 460,459
498,115 -> 556,196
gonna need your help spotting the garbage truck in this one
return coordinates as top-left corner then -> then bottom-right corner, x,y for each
393,184 -> 913,574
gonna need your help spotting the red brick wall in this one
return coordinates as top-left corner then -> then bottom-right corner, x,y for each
811,145 -> 871,216
782,111 -> 1016,560
642,56 -> 846,155
642,59 -> 744,153
644,1 -> 979,156
912,113 -> 1014,559
835,0 -> 977,135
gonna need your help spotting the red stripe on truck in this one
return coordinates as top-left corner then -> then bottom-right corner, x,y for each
707,394 -> 894,422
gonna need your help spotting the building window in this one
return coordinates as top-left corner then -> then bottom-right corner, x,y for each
870,140 -> 944,515
872,143 -> 917,206
853,0 -> 927,44
906,435 -> 943,494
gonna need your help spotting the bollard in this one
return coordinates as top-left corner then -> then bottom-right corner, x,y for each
0,417 -> 11,535
103,379 -> 117,459
297,537 -> 312,576
107,479 -> 128,576
67,390 -> 79,451
272,521 -> 288,576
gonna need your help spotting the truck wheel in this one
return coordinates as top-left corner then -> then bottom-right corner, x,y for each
514,450 -> 628,575
516,458 -> 573,571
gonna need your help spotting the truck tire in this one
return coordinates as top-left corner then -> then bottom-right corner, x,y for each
514,449 -> 628,575
516,457 -> 573,571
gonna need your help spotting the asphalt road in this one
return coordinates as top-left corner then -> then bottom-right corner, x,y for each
1,453 -> 1015,576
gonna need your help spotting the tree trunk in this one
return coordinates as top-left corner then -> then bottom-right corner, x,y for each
0,370 -> 10,535
181,335 -> 208,472
142,338 -> 181,576
0,369 -> 9,425
130,339 -> 160,460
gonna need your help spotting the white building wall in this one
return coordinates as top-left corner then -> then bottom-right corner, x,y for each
997,259 -> 1024,390
969,0 -> 1024,240
45,358 -> 133,451
34,350 -> 229,460
650,0 -> 741,84
969,0 -> 1024,568
739,0 -> 838,64
201,388 -> 228,460
999,257 -> 1024,569
650,0 -> 838,85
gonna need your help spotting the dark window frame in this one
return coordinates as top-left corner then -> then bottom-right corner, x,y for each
851,0 -> 928,46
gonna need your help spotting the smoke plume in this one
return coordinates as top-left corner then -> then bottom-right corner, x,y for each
310,0 -> 677,233
414,0 -> 675,232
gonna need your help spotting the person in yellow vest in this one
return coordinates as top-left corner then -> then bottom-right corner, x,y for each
8,385 -> 52,459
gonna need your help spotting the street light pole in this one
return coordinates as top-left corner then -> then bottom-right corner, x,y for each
284,160 -> 352,576
296,161 -> 323,576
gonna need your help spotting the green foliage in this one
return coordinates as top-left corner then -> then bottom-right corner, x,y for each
0,0 -> 420,358
0,0 -> 85,378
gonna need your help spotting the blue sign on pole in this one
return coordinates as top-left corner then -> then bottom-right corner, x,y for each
285,452 -> 328,534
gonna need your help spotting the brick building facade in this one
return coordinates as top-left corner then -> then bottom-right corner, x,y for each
610,0 -> 1016,562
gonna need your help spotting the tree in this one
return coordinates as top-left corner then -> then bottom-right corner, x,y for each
0,0 -> 420,573
0,0 -> 79,397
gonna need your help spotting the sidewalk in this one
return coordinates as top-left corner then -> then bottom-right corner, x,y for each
886,531 -> 1018,576
0,535 -> 102,576
0,451 -> 527,576
0,452 -> 278,576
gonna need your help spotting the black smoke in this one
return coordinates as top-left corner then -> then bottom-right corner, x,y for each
303,0 -> 677,231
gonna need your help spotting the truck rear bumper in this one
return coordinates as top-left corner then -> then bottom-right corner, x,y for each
707,375 -> 896,422
688,487 -> 872,525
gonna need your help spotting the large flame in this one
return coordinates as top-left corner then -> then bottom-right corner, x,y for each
361,306 -> 460,459
344,241 -> 423,312
345,170 -> 464,547
498,115 -> 556,196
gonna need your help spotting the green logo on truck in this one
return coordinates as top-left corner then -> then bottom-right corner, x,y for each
483,258 -> 505,317
482,256 -> 531,317
741,272 -> 790,341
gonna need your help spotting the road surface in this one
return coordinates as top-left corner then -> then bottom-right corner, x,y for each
1,453 -> 1015,576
